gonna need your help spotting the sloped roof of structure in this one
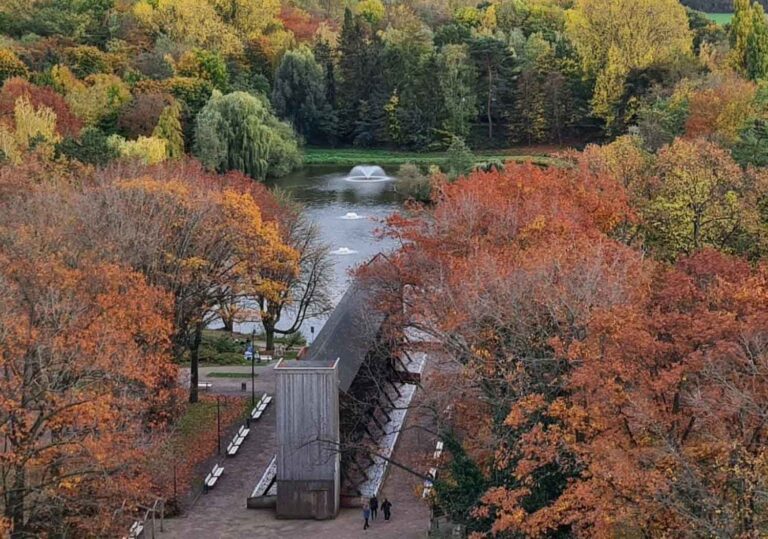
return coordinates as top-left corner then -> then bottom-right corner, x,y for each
302,277 -> 386,392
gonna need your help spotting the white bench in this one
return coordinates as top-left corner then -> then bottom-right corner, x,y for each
226,425 -> 250,456
197,382 -> 212,390
433,440 -> 444,461
258,354 -> 273,363
127,520 -> 143,538
250,393 -> 271,420
204,464 -> 224,491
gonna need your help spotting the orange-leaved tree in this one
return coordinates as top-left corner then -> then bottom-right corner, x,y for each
542,249 -> 768,537
359,161 -> 641,535
79,159 -> 298,402
0,177 -> 177,536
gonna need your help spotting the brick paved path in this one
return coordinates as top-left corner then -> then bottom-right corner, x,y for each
160,366 -> 431,539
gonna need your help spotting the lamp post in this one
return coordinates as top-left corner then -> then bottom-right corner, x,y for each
250,329 -> 256,408
216,396 -> 221,455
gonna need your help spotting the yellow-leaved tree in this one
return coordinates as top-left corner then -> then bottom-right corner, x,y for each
51,65 -> 131,126
565,0 -> 692,129
133,0 -> 281,56
0,97 -> 61,164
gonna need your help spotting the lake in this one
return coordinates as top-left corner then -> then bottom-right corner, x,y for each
232,165 -> 402,340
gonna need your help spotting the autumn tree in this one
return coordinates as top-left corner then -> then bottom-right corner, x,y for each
360,160 -> 637,535
684,73 -> 756,146
52,65 -> 132,127
642,138 -> 756,259
117,92 -> 175,139
0,48 -> 28,86
152,100 -> 185,159
77,160 -> 298,402
551,250 -> 768,537
731,0 -> 768,80
256,191 -> 333,351
437,44 -> 477,140
566,0 -> 692,129
0,77 -> 82,138
0,96 -> 61,164
0,164 -> 178,537
175,48 -> 229,92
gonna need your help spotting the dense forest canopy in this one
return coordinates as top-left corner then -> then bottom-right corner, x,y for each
682,0 -> 767,11
3,0 -> 768,537
0,0 -> 756,166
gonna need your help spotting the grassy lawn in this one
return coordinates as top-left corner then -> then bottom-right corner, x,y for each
207,372 -> 258,378
191,329 -> 304,366
705,12 -> 733,25
174,397 -> 247,437
303,147 -> 560,167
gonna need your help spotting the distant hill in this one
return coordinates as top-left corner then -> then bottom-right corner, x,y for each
681,0 -> 767,12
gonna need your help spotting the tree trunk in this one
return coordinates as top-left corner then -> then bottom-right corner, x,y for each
265,325 -> 275,353
487,64 -> 493,140
221,312 -> 234,333
693,210 -> 702,251
188,322 -> 203,403
8,464 -> 25,538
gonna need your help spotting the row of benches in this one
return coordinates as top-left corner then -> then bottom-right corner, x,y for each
226,424 -> 250,457
204,393 -> 273,494
204,463 -> 224,492
422,440 -> 444,498
250,392 -> 273,421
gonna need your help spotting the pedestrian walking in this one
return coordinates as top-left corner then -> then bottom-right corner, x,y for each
363,503 -> 371,530
370,495 -> 379,520
381,498 -> 392,521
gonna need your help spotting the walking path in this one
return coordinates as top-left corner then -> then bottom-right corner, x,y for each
161,364 -> 432,539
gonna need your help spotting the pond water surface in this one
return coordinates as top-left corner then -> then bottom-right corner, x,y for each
234,165 -> 402,340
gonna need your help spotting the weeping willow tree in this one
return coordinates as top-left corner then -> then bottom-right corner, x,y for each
194,91 -> 301,180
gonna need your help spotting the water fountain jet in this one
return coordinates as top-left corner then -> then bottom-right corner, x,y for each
331,247 -> 358,255
345,165 -> 391,183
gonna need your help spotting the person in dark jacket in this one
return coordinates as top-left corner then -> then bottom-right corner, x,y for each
370,495 -> 379,520
381,498 -> 392,520
363,503 -> 371,530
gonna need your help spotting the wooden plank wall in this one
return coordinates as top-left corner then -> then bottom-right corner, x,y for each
276,366 -> 340,482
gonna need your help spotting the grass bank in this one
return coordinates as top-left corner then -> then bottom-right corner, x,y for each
705,12 -> 733,25
303,147 -> 561,167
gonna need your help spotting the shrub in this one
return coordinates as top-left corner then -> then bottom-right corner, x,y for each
117,92 -> 174,138
0,48 -> 29,85
56,126 -> 119,166
0,77 -> 82,138
444,136 -> 475,178
396,162 -> 432,202
62,45 -> 111,78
